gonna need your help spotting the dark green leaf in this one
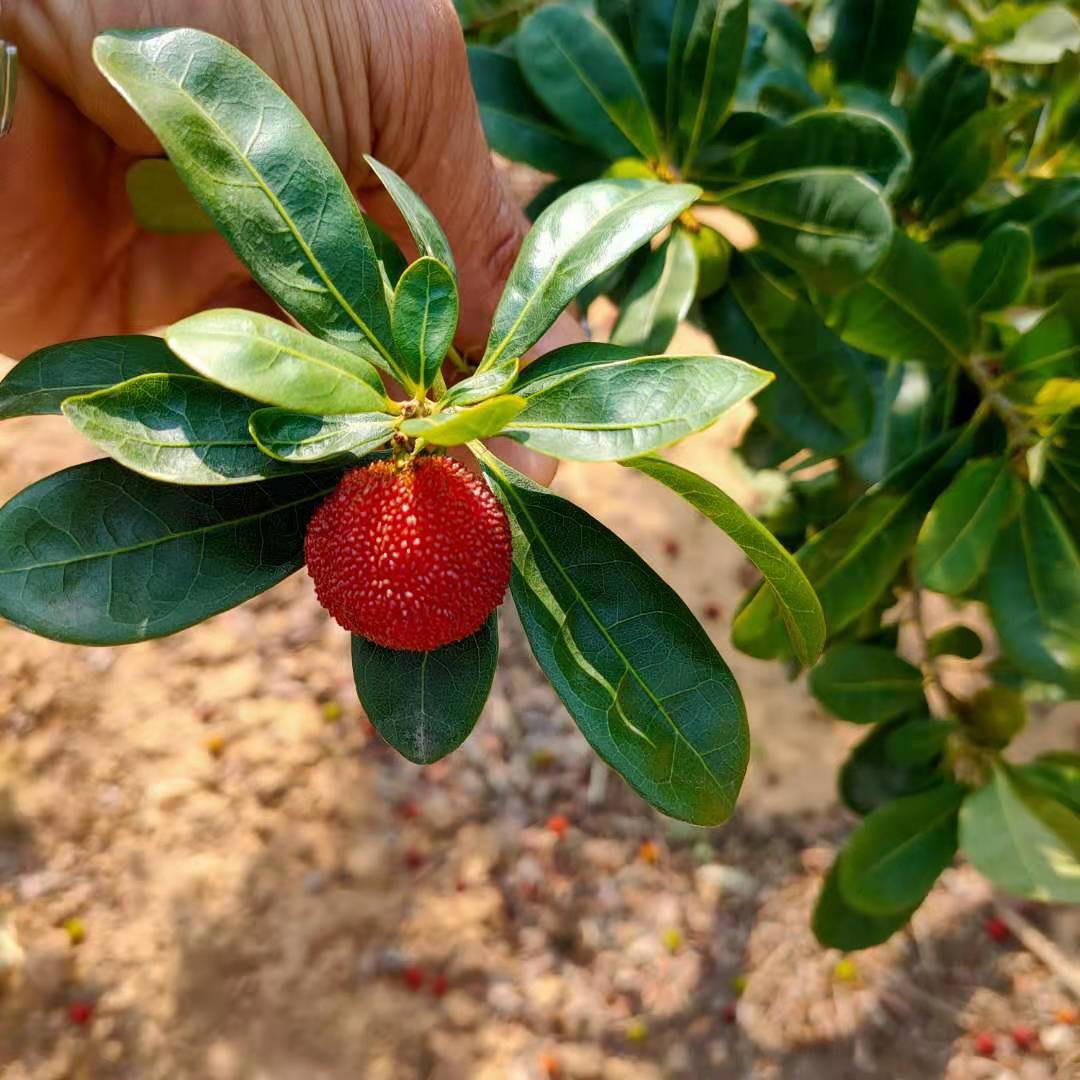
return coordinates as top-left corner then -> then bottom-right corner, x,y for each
610,230 -> 698,354
927,625 -> 984,660
166,309 -> 390,414
93,29 -> 396,370
838,783 -> 964,915
480,451 -> 748,826
814,231 -> 971,364
351,615 -> 497,764
365,215 -> 407,289
0,459 -> 338,644
678,0 -> 750,172
970,179 -> 1080,263
468,46 -> 607,180
401,396 -> 526,446
809,643 -> 925,724
391,258 -> 459,393
828,0 -> 919,92
1002,289 -> 1080,407
635,0 -> 696,139
885,718 -> 952,766
840,718 -> 947,817
0,336 -> 188,420
966,223 -> 1034,312
125,158 -> 213,233
813,856 -> 918,951
442,358 -> 520,408
504,342 -> 770,461
629,455 -> 825,667
62,374 -> 295,485
249,410 -> 395,464
703,256 -> 874,456
988,488 -> 1080,694
906,49 -> 989,163
734,429 -> 972,657
483,179 -> 699,369
960,765 -> 1080,903
1020,753 -> 1080,816
363,156 -> 456,274
916,459 -> 1020,596
748,0 -> 813,73
517,5 -> 661,161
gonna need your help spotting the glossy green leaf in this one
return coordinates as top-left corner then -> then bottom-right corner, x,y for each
970,179 -> 1080,263
840,718 -> 947,817
125,158 -> 213,233
698,109 -> 911,196
483,179 -> 699,368
0,459 -> 338,645
809,644 -> 924,724
906,50 -> 989,164
1020,753 -> 1080,816
703,256 -> 874,456
391,258 -> 459,393
363,156 -> 455,275
839,783 -> 964,916
989,5 -> 1080,64
249,410 -> 395,464
166,309 -> 389,415
916,459 -> 1020,596
734,429 -> 972,658
480,451 -> 748,826
966,223 -> 1033,312
927,625 -> 983,660
351,615 -> 497,764
635,0 -> 696,137
1002,290 -> 1080,407
467,46 -> 607,180
401,396 -> 526,446
678,0 -> 750,171
504,342 -> 770,461
62,374 -> 298,486
629,455 -> 825,667
885,718 -> 952,766
366,215 -> 407,290
748,0 -> 813,73
442,358 -> 520,408
0,336 -> 188,420
814,231 -> 971,364
828,0 -> 919,92
718,170 -> 894,294
610,230 -> 698,354
517,5 -> 660,162
93,29 -> 396,370
988,488 -> 1080,694
960,765 -> 1080,903
812,856 -> 918,951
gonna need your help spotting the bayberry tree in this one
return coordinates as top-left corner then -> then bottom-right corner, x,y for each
465,0 -> 1080,947
0,28 -> 831,831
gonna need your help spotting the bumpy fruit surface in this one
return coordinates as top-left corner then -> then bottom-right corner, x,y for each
305,456 -> 511,651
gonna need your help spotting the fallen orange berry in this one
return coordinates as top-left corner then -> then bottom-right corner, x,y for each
546,814 -> 569,837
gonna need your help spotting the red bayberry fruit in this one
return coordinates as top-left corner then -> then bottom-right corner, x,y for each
984,916 -> 1010,942
973,1032 -> 995,1056
68,1001 -> 94,1026
402,966 -> 425,991
305,457 -> 511,651
1011,1025 -> 1038,1051
431,973 -> 449,997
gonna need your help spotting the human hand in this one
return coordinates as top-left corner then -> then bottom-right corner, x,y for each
0,0 -> 579,482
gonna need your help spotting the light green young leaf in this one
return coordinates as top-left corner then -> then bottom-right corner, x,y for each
479,450 -> 748,826
442,358 -> 520,408
0,336 -> 189,420
483,179 -> 700,369
809,643 -> 925,724
629,454 -> 825,667
391,258 -> 459,393
960,765 -> 1080,903
93,29 -> 396,369
0,459 -> 340,644
351,615 -> 498,764
249,410 -> 395,464
363,156 -> 456,274
610,230 -> 698,355
517,4 -> 661,161
62,374 -> 297,485
504,343 -> 770,461
401,396 -> 526,446
166,309 -> 390,415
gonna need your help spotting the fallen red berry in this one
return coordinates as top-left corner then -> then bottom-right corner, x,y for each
721,1001 -> 738,1024
703,603 -> 722,621
1011,1024 -> 1038,1051
305,457 -> 511,651
663,538 -> 680,558
546,814 -> 569,836
431,973 -> 449,997
67,1001 -> 94,1026
403,848 -> 425,870
984,916 -> 1010,942
402,966 -> 425,991
397,800 -> 420,820
973,1032 -> 995,1057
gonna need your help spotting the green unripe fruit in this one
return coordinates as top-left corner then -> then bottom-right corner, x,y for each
690,226 -> 732,298
963,686 -> 1027,749
604,157 -> 657,181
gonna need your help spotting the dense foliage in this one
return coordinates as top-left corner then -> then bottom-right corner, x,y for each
466,0 -> 1080,948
